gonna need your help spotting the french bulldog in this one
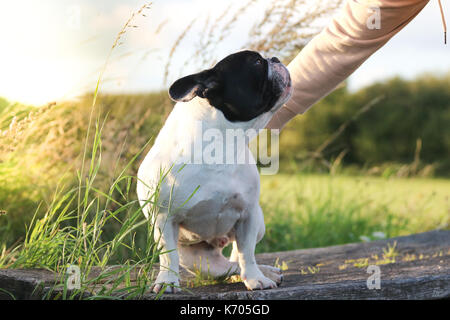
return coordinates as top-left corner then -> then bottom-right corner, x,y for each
137,50 -> 292,293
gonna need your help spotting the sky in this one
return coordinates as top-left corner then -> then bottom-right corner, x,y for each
0,0 -> 448,106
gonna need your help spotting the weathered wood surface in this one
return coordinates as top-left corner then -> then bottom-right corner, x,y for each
0,230 -> 449,300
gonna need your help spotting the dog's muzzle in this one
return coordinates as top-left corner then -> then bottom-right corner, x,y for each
267,57 -> 292,101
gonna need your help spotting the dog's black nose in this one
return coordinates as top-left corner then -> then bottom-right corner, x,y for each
271,57 -> 280,63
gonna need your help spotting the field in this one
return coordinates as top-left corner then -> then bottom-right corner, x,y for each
0,0 -> 448,300
0,94 -> 448,297
258,174 -> 450,253
1,92 -> 449,267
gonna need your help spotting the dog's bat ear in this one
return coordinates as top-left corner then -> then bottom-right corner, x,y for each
169,70 -> 218,102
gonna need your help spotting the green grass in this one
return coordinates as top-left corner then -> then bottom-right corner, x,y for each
0,112 -> 166,299
1,120 -> 449,299
1,93 -> 449,299
256,173 -> 450,253
0,92 -> 170,248
0,0 -> 448,299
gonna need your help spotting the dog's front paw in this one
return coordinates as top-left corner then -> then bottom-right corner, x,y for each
259,265 -> 283,285
242,268 -> 278,290
152,271 -> 181,294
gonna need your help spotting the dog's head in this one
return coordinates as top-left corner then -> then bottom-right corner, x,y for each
169,50 -> 292,122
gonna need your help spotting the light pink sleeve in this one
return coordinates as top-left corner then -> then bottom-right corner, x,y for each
266,0 -> 430,130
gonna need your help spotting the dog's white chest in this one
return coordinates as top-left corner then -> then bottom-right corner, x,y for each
136,98 -> 261,243
175,165 -> 258,243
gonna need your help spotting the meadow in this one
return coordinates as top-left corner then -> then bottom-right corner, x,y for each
0,0 -> 447,300
0,85 -> 449,297
258,174 -> 449,253
1,89 -> 448,260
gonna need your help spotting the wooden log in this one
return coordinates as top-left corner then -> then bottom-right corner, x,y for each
0,230 -> 448,300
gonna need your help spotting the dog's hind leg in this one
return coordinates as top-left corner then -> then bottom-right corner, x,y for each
179,242 -> 240,278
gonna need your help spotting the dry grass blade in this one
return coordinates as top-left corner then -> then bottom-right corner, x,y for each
155,18 -> 169,35
166,0 -> 344,83
163,17 -> 197,86
314,95 -> 385,156
0,102 -> 56,155
247,0 -> 344,62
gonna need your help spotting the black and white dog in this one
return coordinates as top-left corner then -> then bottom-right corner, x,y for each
137,50 -> 292,293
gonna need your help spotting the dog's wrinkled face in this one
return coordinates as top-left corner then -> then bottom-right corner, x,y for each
169,50 -> 292,122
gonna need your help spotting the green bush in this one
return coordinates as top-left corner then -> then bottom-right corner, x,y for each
279,73 -> 450,175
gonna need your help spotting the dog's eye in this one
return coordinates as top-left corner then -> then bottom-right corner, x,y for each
254,58 -> 263,66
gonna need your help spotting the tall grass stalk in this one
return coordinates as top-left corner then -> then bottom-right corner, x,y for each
0,110 -> 166,298
0,1 -> 165,299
